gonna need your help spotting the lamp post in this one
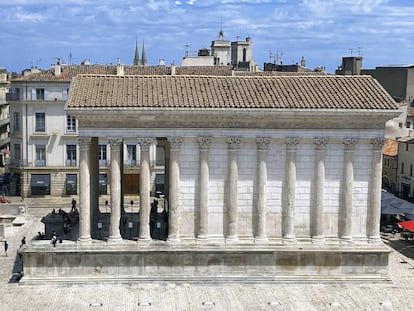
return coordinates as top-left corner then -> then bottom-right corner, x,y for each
98,222 -> 102,239
128,221 -> 133,239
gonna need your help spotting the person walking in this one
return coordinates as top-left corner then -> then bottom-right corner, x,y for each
20,237 -> 26,247
4,240 -> 8,256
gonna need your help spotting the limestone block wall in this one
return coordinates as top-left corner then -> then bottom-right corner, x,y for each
176,133 -> 377,242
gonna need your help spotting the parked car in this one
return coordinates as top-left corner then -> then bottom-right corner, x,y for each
381,224 -> 399,234
400,229 -> 414,240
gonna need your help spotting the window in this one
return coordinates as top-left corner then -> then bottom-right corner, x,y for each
14,144 -> 21,165
65,174 -> 77,195
99,144 -> 107,166
407,121 -> 411,129
35,144 -> 46,166
126,144 -> 136,166
31,174 -> 50,195
36,88 -> 45,100
99,173 -> 107,195
156,145 -> 165,166
35,112 -> 45,132
401,162 -> 405,174
66,115 -> 76,132
66,144 -> 76,166
13,112 -> 20,132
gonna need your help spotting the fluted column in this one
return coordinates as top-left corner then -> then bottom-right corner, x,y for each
367,138 -> 385,243
167,137 -> 183,242
108,137 -> 123,242
226,137 -> 240,242
341,138 -> 358,242
197,137 -> 211,240
283,138 -> 299,242
312,137 -> 328,243
137,138 -> 154,241
78,137 -> 92,243
255,137 -> 270,243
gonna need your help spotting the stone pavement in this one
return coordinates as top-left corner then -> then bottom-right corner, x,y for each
1,214 -> 414,311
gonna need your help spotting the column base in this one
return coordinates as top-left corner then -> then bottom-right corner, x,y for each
196,235 -> 209,242
107,235 -> 123,243
254,236 -> 268,244
137,237 -> 151,243
368,236 -> 382,244
167,235 -> 180,243
77,236 -> 92,244
225,235 -> 239,244
311,236 -> 325,244
283,235 -> 297,244
340,236 -> 353,244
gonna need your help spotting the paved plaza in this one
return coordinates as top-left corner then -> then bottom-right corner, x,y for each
1,212 -> 414,310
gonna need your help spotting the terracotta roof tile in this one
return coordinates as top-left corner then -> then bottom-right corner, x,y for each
383,139 -> 398,156
67,74 -> 398,110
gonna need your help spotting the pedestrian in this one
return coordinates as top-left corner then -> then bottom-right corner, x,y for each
51,232 -> 57,247
21,236 -> 26,247
71,198 -> 76,212
4,240 -> 8,256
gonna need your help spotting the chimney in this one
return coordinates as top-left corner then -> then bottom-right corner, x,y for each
171,64 -> 176,76
300,56 -> 306,67
54,58 -> 61,76
116,58 -> 124,76
159,59 -> 165,66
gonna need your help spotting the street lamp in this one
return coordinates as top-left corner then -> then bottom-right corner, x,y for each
98,222 -> 102,239
128,221 -> 133,239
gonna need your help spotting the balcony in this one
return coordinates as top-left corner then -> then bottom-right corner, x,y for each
35,160 -> 46,167
6,93 -> 20,101
125,160 -> 137,167
66,159 -> 77,167
99,159 -> 107,167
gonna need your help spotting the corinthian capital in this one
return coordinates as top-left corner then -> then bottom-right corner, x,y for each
137,137 -> 155,151
198,137 -> 212,150
285,137 -> 299,150
256,137 -> 270,150
314,137 -> 328,150
167,137 -> 183,149
227,136 -> 241,149
371,138 -> 385,150
343,138 -> 359,151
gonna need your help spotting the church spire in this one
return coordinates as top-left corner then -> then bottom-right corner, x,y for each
141,40 -> 147,66
133,39 -> 140,65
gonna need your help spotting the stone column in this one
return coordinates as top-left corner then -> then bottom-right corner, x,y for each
78,137 -> 92,243
137,138 -> 154,241
167,137 -> 183,242
108,137 -> 123,242
283,138 -> 299,242
197,137 -> 212,240
341,138 -> 358,242
312,137 -> 328,243
226,137 -> 241,242
255,137 -> 270,243
367,138 -> 385,243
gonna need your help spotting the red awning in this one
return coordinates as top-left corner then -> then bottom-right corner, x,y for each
398,220 -> 414,232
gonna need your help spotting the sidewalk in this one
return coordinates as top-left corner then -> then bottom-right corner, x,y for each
0,214 -> 414,310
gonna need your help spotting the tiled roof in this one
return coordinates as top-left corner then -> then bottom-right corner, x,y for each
383,139 -> 398,156
12,65 -> 171,82
234,71 -> 328,76
176,66 -> 233,76
67,74 -> 398,110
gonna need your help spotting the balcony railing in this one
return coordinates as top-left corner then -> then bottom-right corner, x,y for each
35,160 -> 46,167
125,160 -> 137,167
66,159 -> 77,167
99,159 -> 107,167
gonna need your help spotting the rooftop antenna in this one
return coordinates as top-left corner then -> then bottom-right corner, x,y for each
349,48 -> 354,56
219,17 -> 224,39
69,53 -> 72,64
357,46 -> 362,57
184,44 -> 189,57
269,50 -> 273,63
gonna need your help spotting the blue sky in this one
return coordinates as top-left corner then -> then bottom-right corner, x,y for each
1,0 -> 413,73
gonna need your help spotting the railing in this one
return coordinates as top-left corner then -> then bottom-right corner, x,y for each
35,160 -> 46,166
99,159 -> 107,167
66,159 -> 77,167
6,93 -> 20,101
125,160 -> 137,167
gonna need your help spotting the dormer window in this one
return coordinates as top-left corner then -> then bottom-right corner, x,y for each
36,88 -> 45,100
